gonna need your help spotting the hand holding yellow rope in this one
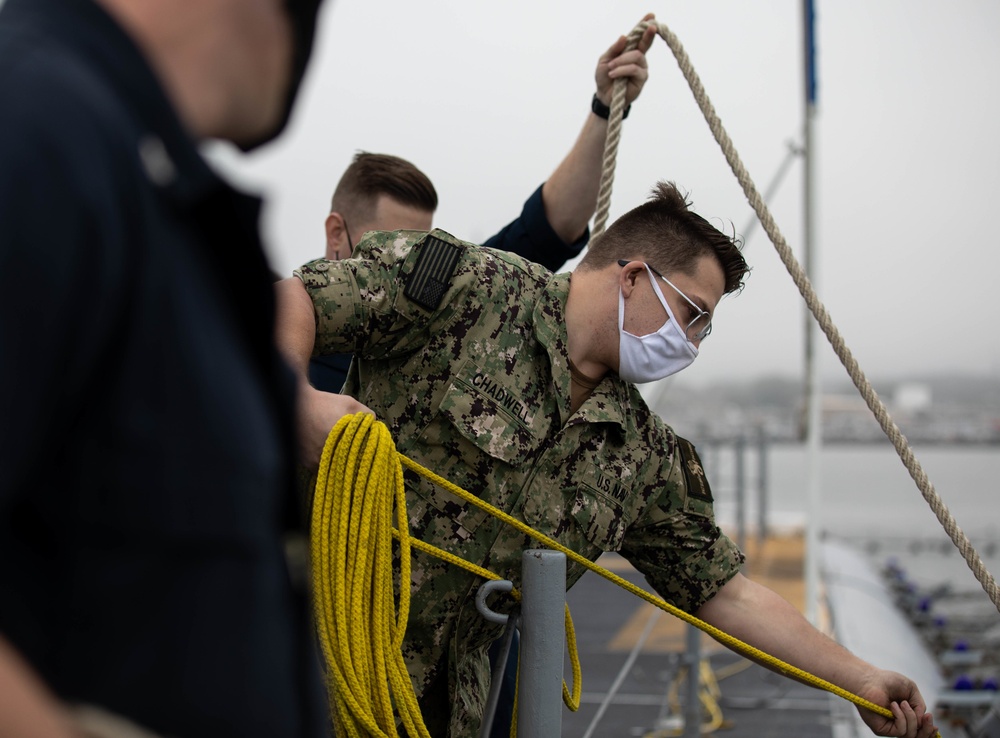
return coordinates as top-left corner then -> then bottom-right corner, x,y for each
311,413 -> 935,737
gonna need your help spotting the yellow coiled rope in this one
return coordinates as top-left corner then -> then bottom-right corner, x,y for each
310,410 -> 425,737
311,412 -> 913,735
311,413 -> 579,737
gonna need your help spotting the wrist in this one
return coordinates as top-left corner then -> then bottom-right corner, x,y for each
591,93 -> 630,121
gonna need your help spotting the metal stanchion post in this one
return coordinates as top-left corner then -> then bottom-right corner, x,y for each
757,429 -> 769,547
517,549 -> 566,738
735,435 -> 746,553
682,624 -> 701,737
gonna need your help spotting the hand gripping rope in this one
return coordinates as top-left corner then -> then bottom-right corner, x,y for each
597,18 -> 1000,626
311,413 -> 930,736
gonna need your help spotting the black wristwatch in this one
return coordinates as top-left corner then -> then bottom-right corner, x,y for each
591,93 -> 630,120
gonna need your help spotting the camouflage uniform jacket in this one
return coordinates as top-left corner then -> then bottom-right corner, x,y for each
295,229 -> 745,737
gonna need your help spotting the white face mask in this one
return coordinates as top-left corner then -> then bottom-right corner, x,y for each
617,265 -> 698,384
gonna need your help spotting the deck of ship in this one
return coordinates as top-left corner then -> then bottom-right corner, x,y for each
559,532 -> 844,737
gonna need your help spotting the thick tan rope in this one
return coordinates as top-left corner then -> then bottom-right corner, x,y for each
595,19 -> 1000,614
592,42 -> 631,237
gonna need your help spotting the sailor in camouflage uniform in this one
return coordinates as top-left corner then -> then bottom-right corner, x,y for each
278,183 -> 938,738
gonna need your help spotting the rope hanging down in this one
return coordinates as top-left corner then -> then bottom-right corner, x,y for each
595,19 -> 1000,615
312,413 -> 929,735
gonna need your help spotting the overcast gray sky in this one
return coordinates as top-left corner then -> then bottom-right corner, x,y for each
217,0 -> 1000,387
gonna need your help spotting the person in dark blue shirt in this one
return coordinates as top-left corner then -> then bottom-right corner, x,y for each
309,18 -> 659,396
0,0 -> 328,735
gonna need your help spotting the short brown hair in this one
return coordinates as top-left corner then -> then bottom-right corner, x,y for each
330,152 -> 439,223
579,181 -> 749,294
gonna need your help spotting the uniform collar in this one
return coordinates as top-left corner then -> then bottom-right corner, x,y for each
534,273 -> 630,434
3,0 -> 228,206
568,378 -> 632,435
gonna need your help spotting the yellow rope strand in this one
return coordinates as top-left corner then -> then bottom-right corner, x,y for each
395,448 -> 900,721
398,533 -> 582,711
312,413 -> 933,734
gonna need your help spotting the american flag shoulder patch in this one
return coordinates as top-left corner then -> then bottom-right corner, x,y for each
404,234 -> 464,311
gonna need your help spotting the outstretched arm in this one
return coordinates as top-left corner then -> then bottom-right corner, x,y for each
542,14 -> 658,244
696,573 -> 938,738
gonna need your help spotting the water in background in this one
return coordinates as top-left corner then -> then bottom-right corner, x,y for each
703,442 -> 1000,595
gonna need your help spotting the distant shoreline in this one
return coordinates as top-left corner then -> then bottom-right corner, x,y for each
694,436 -> 1000,447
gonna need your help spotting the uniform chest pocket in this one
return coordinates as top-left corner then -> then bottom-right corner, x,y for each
523,462 -> 630,553
570,487 -> 628,552
409,379 -> 540,540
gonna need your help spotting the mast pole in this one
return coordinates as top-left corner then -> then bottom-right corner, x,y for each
802,0 -> 823,625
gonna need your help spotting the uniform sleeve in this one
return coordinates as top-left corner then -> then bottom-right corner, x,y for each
619,437 -> 745,613
294,229 -> 479,361
481,184 -> 589,272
